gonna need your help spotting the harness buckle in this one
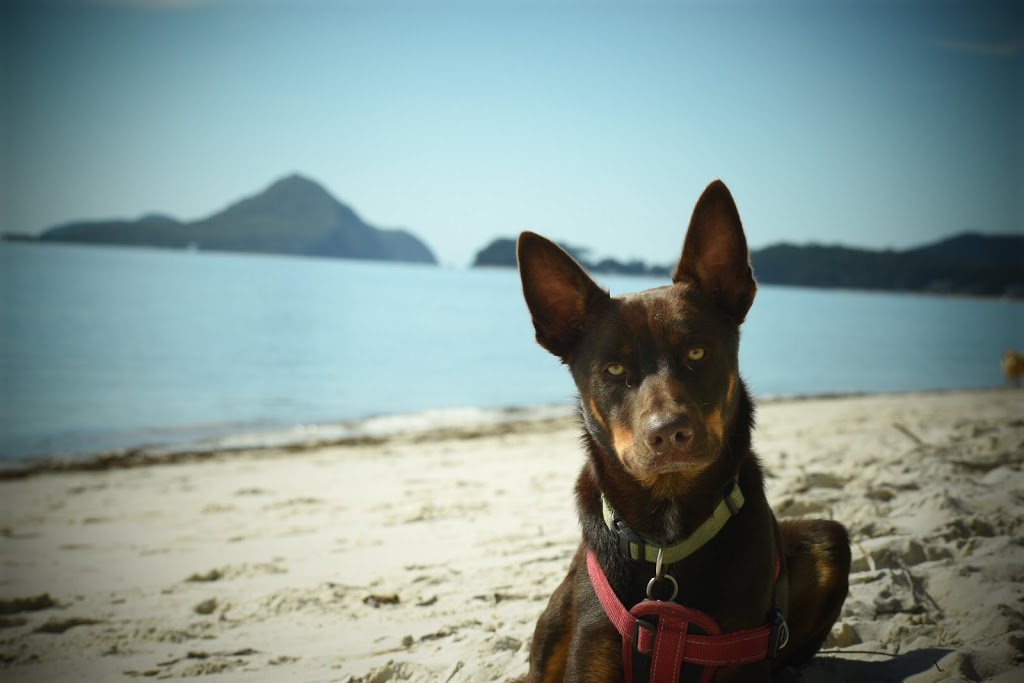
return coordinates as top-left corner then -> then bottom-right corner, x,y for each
767,608 -> 790,659
632,616 -> 656,656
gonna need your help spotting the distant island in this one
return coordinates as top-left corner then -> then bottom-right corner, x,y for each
473,238 -> 668,277
472,233 -> 1024,299
5,180 -> 1021,299
5,175 -> 437,265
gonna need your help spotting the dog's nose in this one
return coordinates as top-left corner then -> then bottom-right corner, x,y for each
645,412 -> 694,454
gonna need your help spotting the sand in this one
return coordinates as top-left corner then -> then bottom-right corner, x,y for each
1,389 -> 1022,682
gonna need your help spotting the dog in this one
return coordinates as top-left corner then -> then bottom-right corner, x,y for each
1003,350 -> 1024,387
516,180 -> 851,682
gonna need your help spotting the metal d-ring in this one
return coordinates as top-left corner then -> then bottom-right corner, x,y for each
646,574 -> 678,601
646,546 -> 678,601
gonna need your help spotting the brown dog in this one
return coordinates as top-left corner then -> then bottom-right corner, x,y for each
1003,350 -> 1024,387
516,181 -> 850,682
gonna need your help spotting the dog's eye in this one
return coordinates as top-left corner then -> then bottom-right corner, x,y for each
605,364 -> 626,377
687,347 -> 706,362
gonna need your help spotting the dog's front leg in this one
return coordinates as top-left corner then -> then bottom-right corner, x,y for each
563,618 -> 624,683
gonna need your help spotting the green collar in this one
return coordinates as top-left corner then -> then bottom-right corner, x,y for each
602,478 -> 744,565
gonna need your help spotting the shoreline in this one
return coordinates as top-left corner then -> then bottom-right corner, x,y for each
1,385 -> 1013,481
1,387 -> 1022,681
0,405 -> 574,480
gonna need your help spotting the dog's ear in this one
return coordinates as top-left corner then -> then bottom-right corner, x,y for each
672,180 -> 756,323
517,231 -> 609,360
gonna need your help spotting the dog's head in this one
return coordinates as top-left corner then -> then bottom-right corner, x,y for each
517,180 -> 756,499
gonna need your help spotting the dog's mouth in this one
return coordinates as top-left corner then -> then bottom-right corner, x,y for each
620,444 -> 715,483
649,452 -> 705,472
646,446 -> 715,474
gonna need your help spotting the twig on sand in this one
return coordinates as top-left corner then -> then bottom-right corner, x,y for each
443,661 -> 464,682
892,423 -> 927,447
899,564 -> 945,617
855,541 -> 875,572
819,648 -> 895,658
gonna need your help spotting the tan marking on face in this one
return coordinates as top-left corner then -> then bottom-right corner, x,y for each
612,424 -> 634,461
727,372 -> 737,404
706,407 -> 724,441
588,398 -> 607,430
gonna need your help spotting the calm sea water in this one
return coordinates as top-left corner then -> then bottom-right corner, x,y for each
2,242 -> 1021,461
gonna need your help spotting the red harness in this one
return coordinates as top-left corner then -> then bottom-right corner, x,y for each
585,549 -> 787,683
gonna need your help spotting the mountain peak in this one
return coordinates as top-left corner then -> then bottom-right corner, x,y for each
266,172 -> 324,192
255,173 -> 337,207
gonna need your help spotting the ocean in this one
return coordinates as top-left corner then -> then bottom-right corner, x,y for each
1,241 -> 1021,462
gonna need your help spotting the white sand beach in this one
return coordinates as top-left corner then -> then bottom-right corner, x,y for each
1,389 -> 1022,682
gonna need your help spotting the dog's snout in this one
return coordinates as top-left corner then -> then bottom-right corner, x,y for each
645,412 -> 693,454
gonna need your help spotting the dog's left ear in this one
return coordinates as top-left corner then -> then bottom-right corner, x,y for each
672,180 -> 756,323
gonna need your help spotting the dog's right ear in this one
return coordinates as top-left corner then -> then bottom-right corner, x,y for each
517,231 -> 609,361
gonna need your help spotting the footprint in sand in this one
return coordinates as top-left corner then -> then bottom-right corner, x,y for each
851,535 -> 931,572
344,659 -> 432,682
127,648 -> 266,679
233,487 -> 271,496
201,503 -> 237,514
796,471 -> 848,491
194,598 -> 218,615
262,497 -> 323,511
772,497 -> 829,518
184,562 -> 287,583
34,617 -> 103,634
0,594 -> 57,614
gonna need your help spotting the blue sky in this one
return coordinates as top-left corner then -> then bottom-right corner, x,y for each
2,0 -> 1020,267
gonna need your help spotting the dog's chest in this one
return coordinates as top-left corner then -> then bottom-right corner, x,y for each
662,504 -> 683,541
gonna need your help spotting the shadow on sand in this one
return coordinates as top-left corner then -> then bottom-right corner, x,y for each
778,648 -> 956,682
